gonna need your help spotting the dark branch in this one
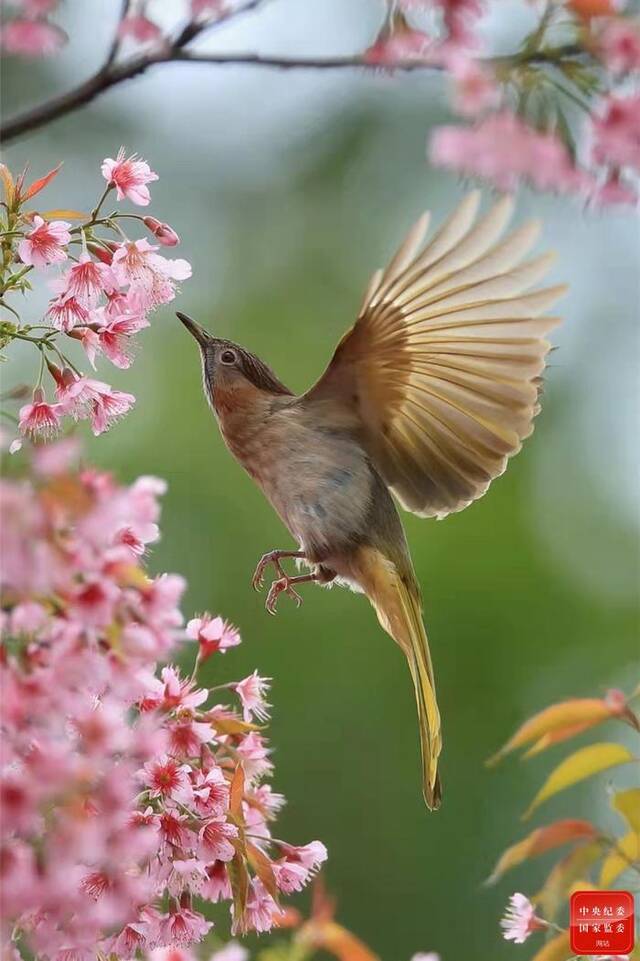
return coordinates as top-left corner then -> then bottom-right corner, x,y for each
1,42 -> 587,144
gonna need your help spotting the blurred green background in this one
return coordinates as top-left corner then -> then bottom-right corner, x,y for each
3,2 -> 639,957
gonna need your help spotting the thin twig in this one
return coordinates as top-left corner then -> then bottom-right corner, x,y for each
0,40 -> 586,144
104,0 -> 134,69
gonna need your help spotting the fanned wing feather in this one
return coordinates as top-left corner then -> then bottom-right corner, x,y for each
307,193 -> 566,518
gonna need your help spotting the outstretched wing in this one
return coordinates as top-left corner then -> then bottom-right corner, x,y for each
306,192 -> 566,518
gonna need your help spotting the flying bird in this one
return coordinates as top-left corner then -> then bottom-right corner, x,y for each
178,192 -> 565,810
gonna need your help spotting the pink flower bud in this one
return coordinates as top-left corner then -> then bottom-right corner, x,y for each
143,216 -> 180,247
87,242 -> 116,265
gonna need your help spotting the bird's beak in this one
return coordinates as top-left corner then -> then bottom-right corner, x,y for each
176,311 -> 212,348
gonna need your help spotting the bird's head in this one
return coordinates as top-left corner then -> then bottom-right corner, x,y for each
177,312 -> 291,413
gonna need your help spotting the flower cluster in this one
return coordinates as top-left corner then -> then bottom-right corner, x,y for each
1,0 -> 227,56
0,442 -> 327,960
1,151 -> 190,443
362,1 -> 640,206
424,5 -> 640,206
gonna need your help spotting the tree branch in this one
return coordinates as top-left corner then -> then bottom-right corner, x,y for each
1,41 -> 586,145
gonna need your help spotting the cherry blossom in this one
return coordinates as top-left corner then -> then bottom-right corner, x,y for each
18,215 -> 71,267
235,670 -> 272,721
500,893 -> 544,943
18,387 -> 62,438
597,18 -> 640,74
187,614 -> 242,660
590,92 -> 640,172
101,148 -> 159,205
429,111 -> 584,193
118,14 -> 163,45
1,16 -> 66,55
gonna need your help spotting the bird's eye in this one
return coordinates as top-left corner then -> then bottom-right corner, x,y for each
220,349 -> 237,365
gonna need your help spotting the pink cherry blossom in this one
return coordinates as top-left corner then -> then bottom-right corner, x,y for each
235,670 -> 272,721
57,376 -> 135,435
159,906 -> 212,945
199,817 -> 238,861
191,0 -> 226,17
96,312 -> 149,369
117,14 -> 163,44
500,893 -> 544,943
1,17 -> 66,55
186,614 -> 241,660
111,238 -> 191,307
233,878 -> 281,934
101,148 -> 159,205
591,92 -> 640,171
429,111 -> 584,193
62,253 -> 114,304
18,388 -> 62,438
18,215 -> 71,267
597,17 -> 640,74
46,294 -> 90,332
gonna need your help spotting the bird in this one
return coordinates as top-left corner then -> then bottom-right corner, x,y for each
177,191 -> 565,810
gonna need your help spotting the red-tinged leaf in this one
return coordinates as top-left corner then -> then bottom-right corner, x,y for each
487,699 -> 616,766
0,164 -> 15,205
536,841 -> 604,921
486,819 -> 597,884
41,208 -> 88,221
523,743 -> 634,819
229,764 -> 244,821
227,852 -> 250,931
246,841 -> 279,901
23,163 -> 62,202
528,930 -> 571,961
299,920 -> 381,961
600,831 -> 639,887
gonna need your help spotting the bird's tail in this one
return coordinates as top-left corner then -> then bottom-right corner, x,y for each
354,547 -> 442,810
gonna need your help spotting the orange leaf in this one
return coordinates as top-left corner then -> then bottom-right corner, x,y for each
536,841 -> 603,921
529,930 -> 571,961
300,920 -> 380,961
41,208 -> 88,221
229,764 -> 245,821
522,720 -> 598,758
23,163 -> 62,202
0,164 -> 15,206
487,819 -> 597,884
487,699 -> 617,765
246,840 -> 279,901
567,0 -> 616,18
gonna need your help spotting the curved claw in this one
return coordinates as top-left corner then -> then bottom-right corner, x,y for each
252,551 -> 283,592
265,577 -> 304,615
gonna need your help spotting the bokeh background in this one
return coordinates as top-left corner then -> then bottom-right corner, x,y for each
3,1 -> 639,957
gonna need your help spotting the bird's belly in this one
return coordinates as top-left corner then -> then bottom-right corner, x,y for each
242,429 -> 373,562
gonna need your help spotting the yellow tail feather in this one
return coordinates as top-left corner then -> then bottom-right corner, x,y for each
354,547 -> 443,810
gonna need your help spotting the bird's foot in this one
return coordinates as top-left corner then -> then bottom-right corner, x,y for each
265,577 -> 303,615
251,549 -> 304,592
